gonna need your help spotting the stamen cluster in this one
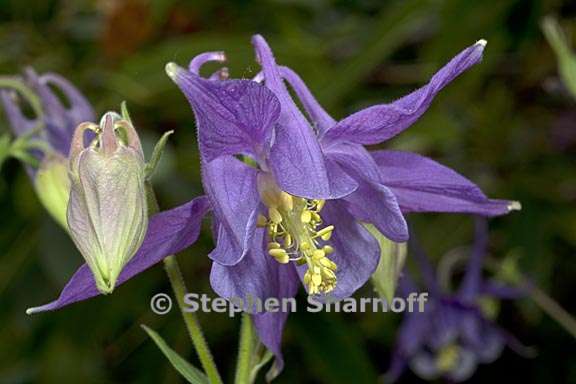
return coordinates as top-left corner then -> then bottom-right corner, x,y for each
257,185 -> 338,294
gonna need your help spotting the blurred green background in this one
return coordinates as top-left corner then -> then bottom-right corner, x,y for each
1,0 -> 576,382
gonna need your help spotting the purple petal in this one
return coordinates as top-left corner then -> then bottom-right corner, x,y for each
396,311 -> 430,356
344,180 -> 408,242
372,150 -> 519,216
39,73 -> 95,127
0,90 -> 43,177
384,349 -> 408,383
322,41 -> 486,145
458,217 -> 488,300
409,351 -> 441,381
303,200 -> 380,299
26,196 -> 211,314
480,281 -> 526,299
167,66 -> 280,163
203,156 -> 260,265
459,311 -> 504,363
188,51 -> 226,74
324,142 -> 381,182
210,228 -> 300,302
279,66 -> 336,132
324,143 -> 407,241
251,265 -> 300,374
331,152 -> 407,242
410,235 -> 442,296
446,347 -> 478,382
252,35 -> 351,199
0,88 -> 39,137
25,69 -> 95,155
211,227 -> 300,373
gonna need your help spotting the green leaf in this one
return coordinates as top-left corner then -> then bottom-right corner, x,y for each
0,134 -> 12,169
141,324 -> 209,384
145,130 -> 174,180
250,349 -> 274,383
364,224 -> 407,303
121,100 -> 133,124
542,17 -> 576,100
494,250 -> 523,286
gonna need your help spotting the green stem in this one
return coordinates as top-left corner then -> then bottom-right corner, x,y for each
235,313 -> 255,384
525,279 -> 576,340
146,185 -> 222,384
163,256 -> 223,384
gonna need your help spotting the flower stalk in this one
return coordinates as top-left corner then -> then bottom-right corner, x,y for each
528,282 -> 576,339
235,313 -> 255,384
146,184 -> 223,384
163,256 -> 223,384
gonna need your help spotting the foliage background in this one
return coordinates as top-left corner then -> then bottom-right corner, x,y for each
0,0 -> 575,382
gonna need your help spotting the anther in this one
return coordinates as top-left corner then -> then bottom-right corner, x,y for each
301,210 -> 312,223
257,214 -> 268,227
267,242 -> 281,249
316,225 -> 334,240
269,207 -> 283,224
280,192 -> 293,212
268,248 -> 289,264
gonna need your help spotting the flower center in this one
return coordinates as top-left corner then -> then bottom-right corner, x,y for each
435,344 -> 460,373
257,177 -> 337,295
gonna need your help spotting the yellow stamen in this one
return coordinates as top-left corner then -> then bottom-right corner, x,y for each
436,344 -> 460,373
284,233 -> 293,248
280,192 -> 294,212
267,242 -> 281,249
256,177 -> 338,295
257,214 -> 268,227
269,207 -> 282,224
301,210 -> 312,223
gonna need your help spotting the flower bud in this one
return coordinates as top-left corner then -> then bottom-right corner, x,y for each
67,112 -> 148,294
34,153 -> 70,229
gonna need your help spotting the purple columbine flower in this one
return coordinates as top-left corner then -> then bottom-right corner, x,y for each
387,219 -> 529,382
0,68 -> 95,227
166,35 -> 519,368
0,68 -> 95,158
6,74 -> 212,314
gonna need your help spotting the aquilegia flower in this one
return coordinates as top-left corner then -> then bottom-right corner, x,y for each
387,219 -> 529,382
166,35 -> 520,366
0,68 -> 95,227
67,112 -> 148,294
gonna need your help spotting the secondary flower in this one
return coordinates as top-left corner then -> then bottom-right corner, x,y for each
3,75 -> 212,313
166,35 -> 519,368
387,219 -> 529,382
0,68 -> 95,227
67,112 -> 148,294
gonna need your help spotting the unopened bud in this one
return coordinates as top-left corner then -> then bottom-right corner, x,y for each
67,112 -> 148,294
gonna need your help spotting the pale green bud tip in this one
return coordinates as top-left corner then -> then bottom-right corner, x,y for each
165,62 -> 182,80
34,154 -> 70,229
508,201 -> 522,212
67,111 -> 148,294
